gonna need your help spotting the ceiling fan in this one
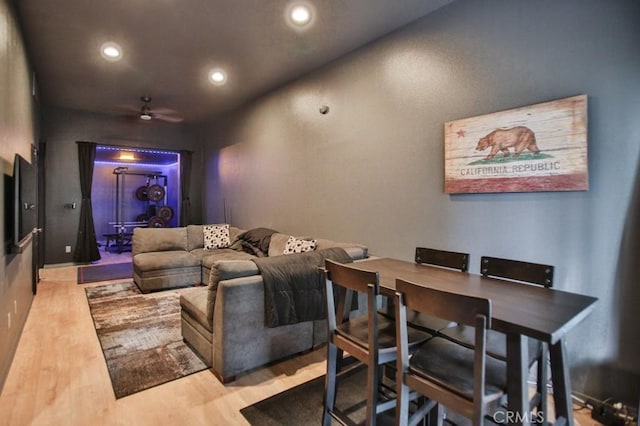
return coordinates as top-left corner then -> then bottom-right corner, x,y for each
136,96 -> 183,123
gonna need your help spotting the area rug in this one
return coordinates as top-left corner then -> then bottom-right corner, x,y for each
77,262 -> 132,284
241,365 -> 396,425
85,281 -> 208,398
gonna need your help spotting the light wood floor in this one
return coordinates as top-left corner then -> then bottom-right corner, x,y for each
0,251 -> 600,426
0,252 -> 327,425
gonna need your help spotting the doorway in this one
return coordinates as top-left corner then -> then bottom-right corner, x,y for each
93,146 -> 180,253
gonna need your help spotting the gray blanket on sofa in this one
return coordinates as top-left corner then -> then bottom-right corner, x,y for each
252,248 -> 353,327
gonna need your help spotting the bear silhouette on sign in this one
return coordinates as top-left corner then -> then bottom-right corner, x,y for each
475,126 -> 540,160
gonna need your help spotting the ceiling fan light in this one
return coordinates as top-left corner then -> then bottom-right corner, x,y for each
140,97 -> 153,120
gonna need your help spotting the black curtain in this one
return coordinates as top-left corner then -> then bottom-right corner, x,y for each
180,150 -> 193,226
73,141 -> 101,263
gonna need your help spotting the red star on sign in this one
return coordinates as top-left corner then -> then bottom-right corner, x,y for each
456,129 -> 466,138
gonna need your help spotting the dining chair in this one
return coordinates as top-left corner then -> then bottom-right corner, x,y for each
408,247 -> 470,334
415,247 -> 469,272
439,256 -> 554,420
322,259 -> 431,426
394,278 -> 507,426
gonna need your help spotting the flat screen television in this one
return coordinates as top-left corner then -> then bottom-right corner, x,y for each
3,154 -> 36,255
3,168 -> 15,255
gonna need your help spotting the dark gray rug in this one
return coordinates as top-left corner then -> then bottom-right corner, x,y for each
241,365 -> 395,425
240,364 -> 475,426
77,262 -> 132,284
85,282 -> 208,398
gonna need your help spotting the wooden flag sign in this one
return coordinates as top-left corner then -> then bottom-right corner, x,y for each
444,94 -> 588,194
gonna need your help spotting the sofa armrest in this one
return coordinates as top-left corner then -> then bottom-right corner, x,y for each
209,260 -> 260,284
212,275 -> 266,380
208,260 -> 260,287
340,246 -> 368,260
206,260 -> 260,322
315,239 -> 368,260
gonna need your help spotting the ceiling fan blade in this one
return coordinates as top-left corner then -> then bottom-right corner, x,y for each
152,107 -> 179,114
153,113 -> 184,123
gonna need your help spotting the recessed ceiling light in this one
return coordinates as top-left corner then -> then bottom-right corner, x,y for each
100,42 -> 122,61
285,2 -> 315,30
290,5 -> 311,25
209,69 -> 227,85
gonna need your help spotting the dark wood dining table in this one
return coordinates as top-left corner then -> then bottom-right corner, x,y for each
353,257 -> 598,426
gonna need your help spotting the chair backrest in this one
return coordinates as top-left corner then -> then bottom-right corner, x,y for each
325,258 -> 379,294
395,279 -> 490,328
480,256 -> 553,288
415,247 -> 469,272
323,259 -> 378,326
395,279 -> 496,425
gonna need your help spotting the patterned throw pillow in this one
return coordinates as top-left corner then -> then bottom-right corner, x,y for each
283,236 -> 317,254
203,224 -> 231,250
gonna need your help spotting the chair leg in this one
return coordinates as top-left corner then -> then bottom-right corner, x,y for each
429,403 -> 444,426
536,343 -> 549,423
472,404 -> 485,426
409,400 -> 440,426
396,377 -> 410,426
366,362 -> 380,426
323,343 -> 339,426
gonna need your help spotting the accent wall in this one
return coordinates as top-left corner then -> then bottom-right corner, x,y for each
200,0 -> 640,403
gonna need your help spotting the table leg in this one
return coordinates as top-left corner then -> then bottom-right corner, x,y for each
506,333 -> 530,426
550,339 -> 574,426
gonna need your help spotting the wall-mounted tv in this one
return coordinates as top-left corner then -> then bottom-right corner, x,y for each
3,168 -> 15,255
3,153 -> 36,255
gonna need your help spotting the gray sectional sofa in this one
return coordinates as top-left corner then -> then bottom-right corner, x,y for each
132,225 -> 254,293
131,225 -> 368,383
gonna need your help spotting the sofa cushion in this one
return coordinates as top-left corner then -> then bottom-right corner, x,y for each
204,224 -> 231,250
201,249 -> 257,269
133,250 -> 200,272
132,227 -> 188,255
180,288 -> 212,332
269,233 -> 369,259
283,236 -> 317,254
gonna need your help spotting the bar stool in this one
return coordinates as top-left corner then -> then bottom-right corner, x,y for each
439,256 -> 554,420
322,259 -> 431,426
394,278 -> 507,426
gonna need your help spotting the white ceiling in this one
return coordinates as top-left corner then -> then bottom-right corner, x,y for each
16,0 -> 453,124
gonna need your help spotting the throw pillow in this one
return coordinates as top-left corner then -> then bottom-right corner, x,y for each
283,236 -> 317,254
203,224 -> 231,250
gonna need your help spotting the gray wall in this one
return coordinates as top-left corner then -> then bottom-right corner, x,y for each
201,0 -> 640,402
41,107 -> 203,264
0,0 -> 38,391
